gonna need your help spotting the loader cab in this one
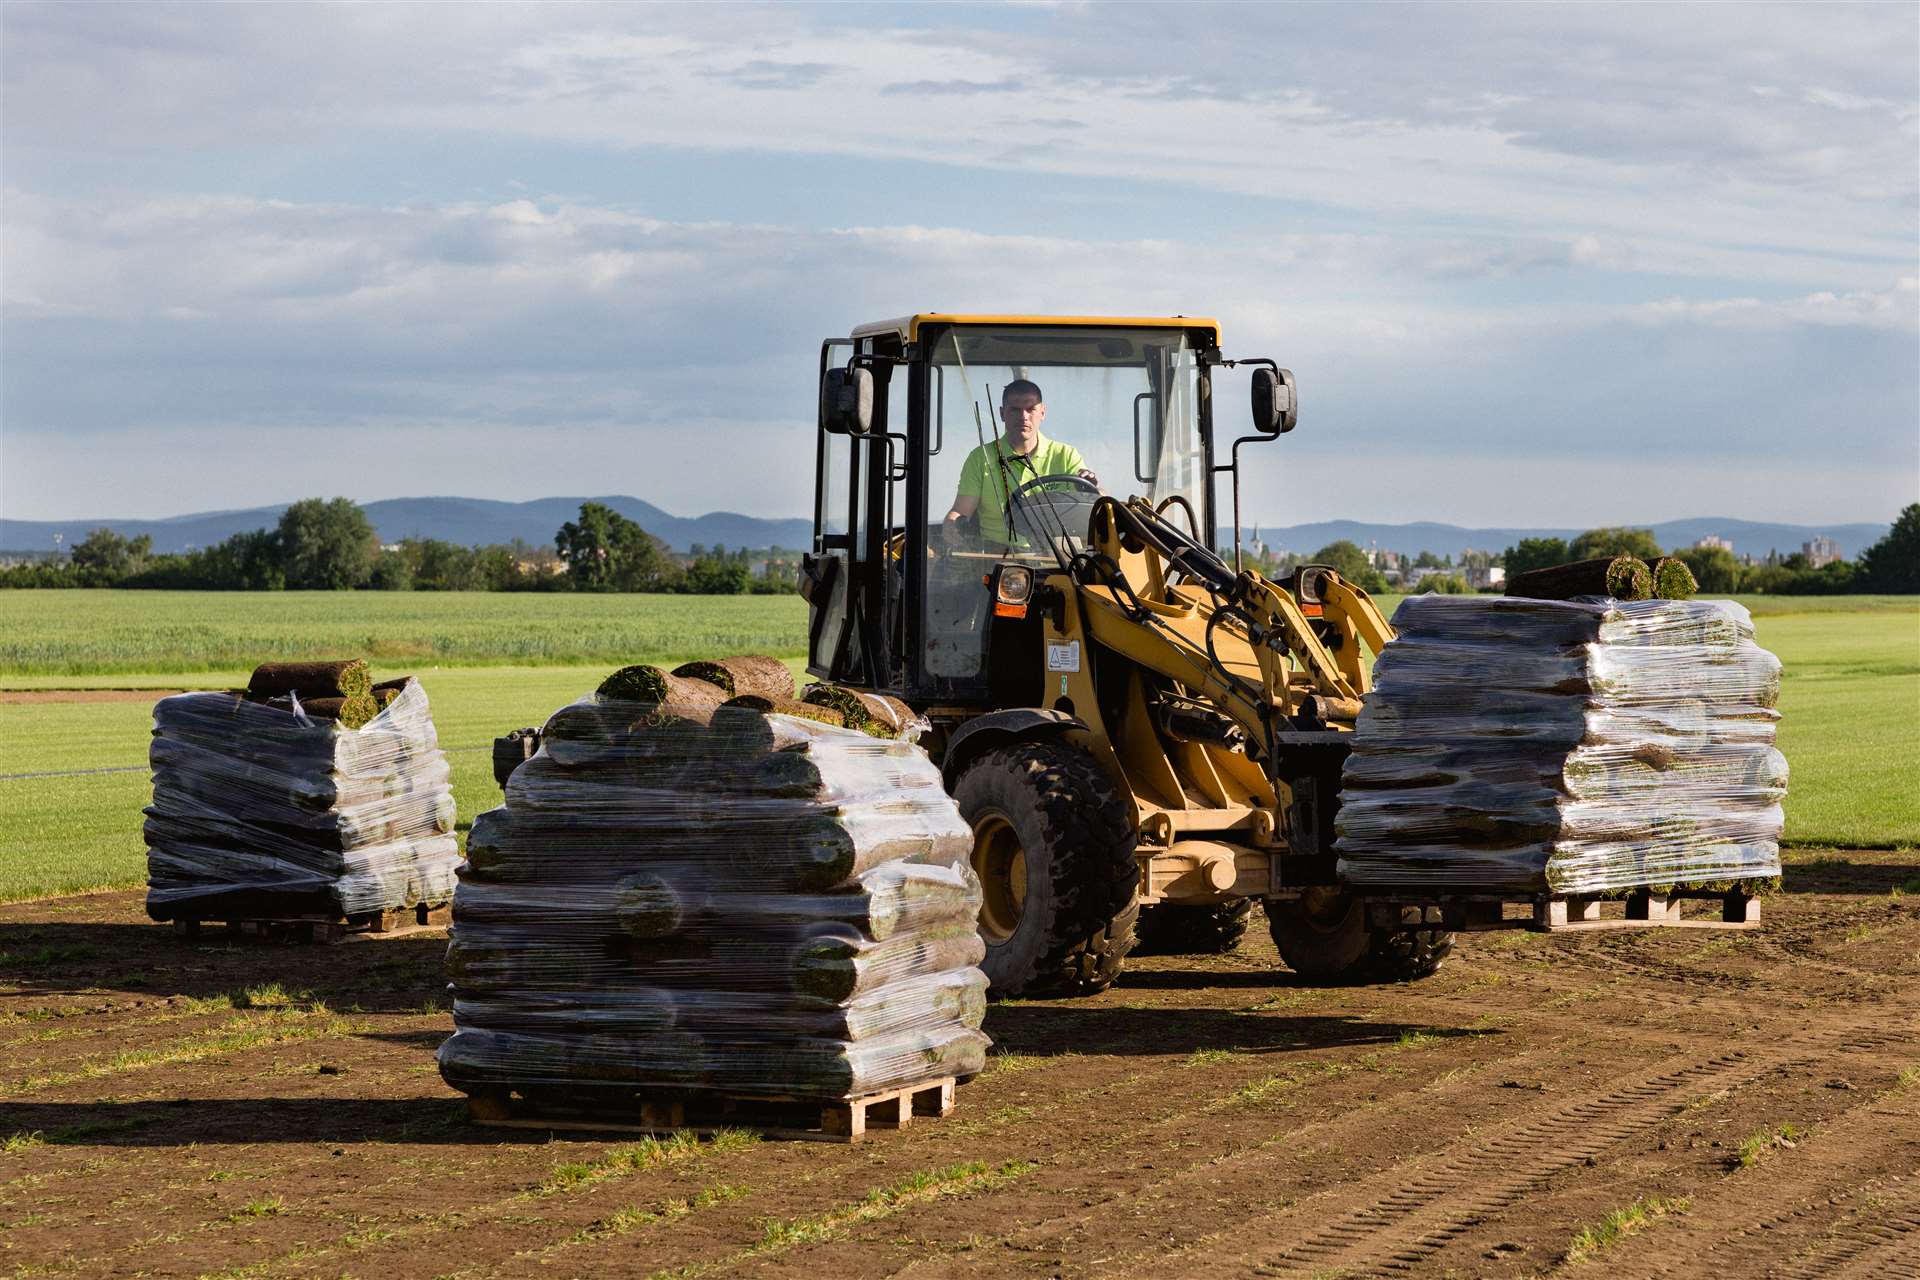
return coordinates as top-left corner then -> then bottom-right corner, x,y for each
805,315 -> 1227,711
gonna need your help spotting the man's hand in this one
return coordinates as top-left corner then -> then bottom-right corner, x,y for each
1077,467 -> 1104,493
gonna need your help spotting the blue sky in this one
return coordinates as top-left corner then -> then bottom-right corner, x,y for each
2,1 -> 1914,527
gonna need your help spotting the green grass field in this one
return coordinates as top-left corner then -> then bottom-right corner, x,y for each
0,589 -> 808,675
0,593 -> 1913,902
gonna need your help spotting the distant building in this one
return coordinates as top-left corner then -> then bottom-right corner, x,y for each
1463,563 -> 1505,590
1694,535 -> 1733,552
1803,536 -> 1841,568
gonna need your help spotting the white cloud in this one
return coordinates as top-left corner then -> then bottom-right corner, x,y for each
5,4 -> 1913,278
3,190 -> 1912,525
0,2 -> 1913,525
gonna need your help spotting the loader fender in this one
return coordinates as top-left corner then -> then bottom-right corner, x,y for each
940,708 -> 1087,789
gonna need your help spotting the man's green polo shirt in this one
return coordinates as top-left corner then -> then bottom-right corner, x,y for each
956,432 -> 1086,547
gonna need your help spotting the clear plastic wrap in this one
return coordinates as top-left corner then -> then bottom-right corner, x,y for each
439,696 -> 992,1103
1336,596 -> 1786,894
144,680 -> 460,917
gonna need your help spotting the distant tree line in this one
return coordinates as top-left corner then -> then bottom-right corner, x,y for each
0,498 -> 800,595
1237,507 -> 1918,597
1500,509 -> 1919,595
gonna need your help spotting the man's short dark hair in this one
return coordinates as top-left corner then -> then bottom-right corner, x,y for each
1001,379 -> 1043,404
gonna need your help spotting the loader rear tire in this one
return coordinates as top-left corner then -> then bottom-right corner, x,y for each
953,742 -> 1139,998
1267,889 -> 1453,983
1133,900 -> 1253,956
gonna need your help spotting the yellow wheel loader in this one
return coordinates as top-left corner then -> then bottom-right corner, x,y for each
802,314 -> 1454,997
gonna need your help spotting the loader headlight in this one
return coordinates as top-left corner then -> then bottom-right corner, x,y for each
995,565 -> 1033,605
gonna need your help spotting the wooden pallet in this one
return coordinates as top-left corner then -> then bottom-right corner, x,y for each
465,1077 -> 958,1144
169,901 -> 451,944
1371,886 -> 1760,935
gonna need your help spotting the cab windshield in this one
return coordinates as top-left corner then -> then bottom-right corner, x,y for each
923,325 -> 1207,683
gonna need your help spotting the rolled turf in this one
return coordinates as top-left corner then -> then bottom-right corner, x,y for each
1505,556 -> 1652,602
671,655 -> 796,702
1651,557 -> 1699,600
247,659 -> 373,699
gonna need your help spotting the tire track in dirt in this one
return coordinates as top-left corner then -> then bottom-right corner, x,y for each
1188,1018 -> 1919,1279
862,1012 -> 1706,1279
1596,1077 -> 1920,1279
1764,1180 -> 1920,1280
851,939 -> 1912,1279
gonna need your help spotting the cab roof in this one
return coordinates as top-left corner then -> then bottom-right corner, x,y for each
851,314 -> 1221,344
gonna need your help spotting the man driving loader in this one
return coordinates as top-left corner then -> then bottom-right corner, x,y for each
941,380 -> 1099,549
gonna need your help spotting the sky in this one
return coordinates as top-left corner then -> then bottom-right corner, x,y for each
2,1 -> 1916,529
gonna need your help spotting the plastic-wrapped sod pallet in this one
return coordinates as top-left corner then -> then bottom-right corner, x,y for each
145,679 -> 461,920
1335,595 -> 1786,895
438,691 -> 992,1105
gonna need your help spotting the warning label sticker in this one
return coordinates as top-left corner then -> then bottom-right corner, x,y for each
1046,640 -> 1081,673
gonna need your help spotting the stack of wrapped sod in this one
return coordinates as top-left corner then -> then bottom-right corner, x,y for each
439,668 -> 991,1103
1336,596 -> 1786,894
145,661 -> 460,919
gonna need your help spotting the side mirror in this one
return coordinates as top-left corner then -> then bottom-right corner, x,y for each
820,367 -> 874,435
1251,367 -> 1297,435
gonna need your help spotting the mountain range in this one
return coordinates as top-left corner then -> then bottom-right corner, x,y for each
0,497 -> 1893,561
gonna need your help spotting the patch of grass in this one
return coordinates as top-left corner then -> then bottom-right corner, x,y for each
1893,1064 -> 1919,1091
0,1005 -> 89,1025
0,943 -> 102,969
565,1184 -> 750,1246
1732,1122 -> 1806,1170
233,983 -> 309,1009
951,1104 -> 1034,1136
647,1160 -> 1036,1279
755,1161 -> 1035,1253
229,1195 -> 285,1220
985,1051 -> 1068,1075
537,1129 -> 755,1195
1186,1048 -> 1248,1067
1564,1195 -> 1690,1263
4,1008 -> 363,1095
2,1132 -> 44,1155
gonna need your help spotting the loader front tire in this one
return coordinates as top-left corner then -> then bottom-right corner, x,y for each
1267,889 -> 1453,983
1133,900 -> 1253,956
953,742 -> 1139,998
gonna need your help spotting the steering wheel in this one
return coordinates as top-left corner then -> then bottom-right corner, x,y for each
1007,473 -> 1100,505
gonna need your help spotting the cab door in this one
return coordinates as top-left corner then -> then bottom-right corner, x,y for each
804,339 -> 856,679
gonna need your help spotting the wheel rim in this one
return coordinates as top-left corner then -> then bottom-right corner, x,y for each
970,811 -> 1028,943
1294,885 -> 1355,935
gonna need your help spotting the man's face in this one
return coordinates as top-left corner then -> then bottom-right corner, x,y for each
1000,392 -> 1045,453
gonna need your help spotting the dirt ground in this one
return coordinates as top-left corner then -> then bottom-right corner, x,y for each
2,853 -> 1916,1280
0,690 -> 190,705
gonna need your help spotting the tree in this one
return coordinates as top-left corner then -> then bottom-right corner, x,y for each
1856,504 -> 1920,593
1413,550 -> 1443,569
555,502 -> 670,592
1676,545 -> 1743,594
1414,573 -> 1472,594
367,548 -> 416,591
1568,526 -> 1663,562
68,528 -> 153,583
278,498 -> 376,589
683,555 -> 750,594
1308,540 -> 1389,593
411,538 -> 481,591
1502,537 -> 1570,577
182,528 -> 285,590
